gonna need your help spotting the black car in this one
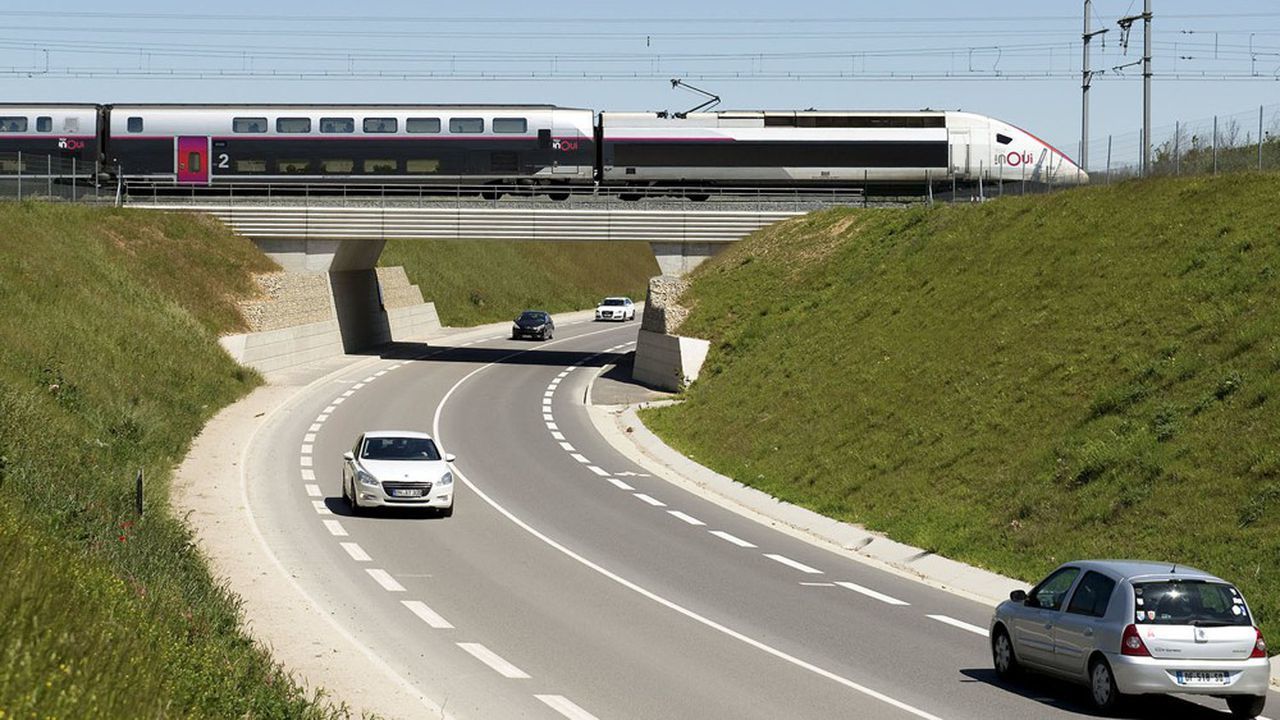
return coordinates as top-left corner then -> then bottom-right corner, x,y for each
512,310 -> 554,341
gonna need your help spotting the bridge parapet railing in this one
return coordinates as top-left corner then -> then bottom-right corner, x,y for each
0,152 -> 103,203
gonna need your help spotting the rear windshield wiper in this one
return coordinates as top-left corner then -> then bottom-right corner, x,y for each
1189,620 -> 1236,627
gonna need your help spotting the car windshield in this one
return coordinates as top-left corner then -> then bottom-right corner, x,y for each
518,312 -> 545,322
361,437 -> 441,461
602,299 -> 626,306
1133,580 -> 1251,626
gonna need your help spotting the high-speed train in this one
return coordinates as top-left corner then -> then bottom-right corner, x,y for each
0,103 -> 1088,193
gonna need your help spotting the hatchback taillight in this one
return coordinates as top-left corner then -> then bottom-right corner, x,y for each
1251,628 -> 1268,659
1121,624 -> 1150,656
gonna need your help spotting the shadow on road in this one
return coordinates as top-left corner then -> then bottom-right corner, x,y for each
362,340 -> 626,369
959,668 -> 1239,718
322,496 -> 448,521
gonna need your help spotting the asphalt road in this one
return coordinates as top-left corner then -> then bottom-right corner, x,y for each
246,318 -> 1279,720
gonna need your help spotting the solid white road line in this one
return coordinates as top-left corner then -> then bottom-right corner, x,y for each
570,453 -> 590,464
323,519 -> 348,537
709,530 -> 757,548
340,542 -> 371,562
305,484 -> 322,497
431,331 -> 947,720
606,477 -> 634,490
633,493 -> 667,507
800,582 -> 836,587
535,694 -> 599,720
926,614 -> 988,637
366,568 -> 406,592
667,510 -> 706,526
301,469 -> 316,481
402,600 -> 454,629
835,581 -> 910,606
765,554 -> 824,575
311,500 -> 331,515
456,642 -> 531,679
586,466 -> 610,477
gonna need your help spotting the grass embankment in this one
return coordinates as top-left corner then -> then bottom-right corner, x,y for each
0,204 -> 344,718
643,173 -> 1280,634
381,239 -> 659,326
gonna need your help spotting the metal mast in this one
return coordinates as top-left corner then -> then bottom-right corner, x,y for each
1081,1 -> 1108,172
1118,1 -> 1153,175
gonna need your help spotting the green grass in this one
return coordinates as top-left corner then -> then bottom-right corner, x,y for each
0,203 -> 346,718
643,173 -> 1280,637
381,239 -> 659,326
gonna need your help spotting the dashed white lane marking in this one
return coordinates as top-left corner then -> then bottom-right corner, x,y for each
586,466 -> 610,477
544,390 -> 555,398
342,389 -> 355,398
709,530 -> 757,548
312,500 -> 332,515
354,382 -> 367,389
668,510 -> 706,526
362,376 -> 376,383
543,413 -> 555,422
308,423 -> 322,432
570,453 -> 590,464
323,519 -> 348,537
317,413 -> 330,422
765,554 -> 824,575
800,582 -> 836,587
375,370 -> 387,377
535,694 -> 599,720
333,397 -> 346,405
402,600 -> 454,629
304,433 -> 316,443
300,456 -> 313,468
606,477 -> 634,490
366,568 -> 406,592
926,614 -> 988,637
301,444 -> 314,455
835,581 -> 910,606
301,469 -> 316,481
456,642 -> 531,679
340,542 -> 371,562
546,422 -> 559,431
551,431 -> 566,441
558,442 -> 576,452
542,398 -> 553,406
323,406 -> 336,414
633,493 -> 667,507
305,484 -> 322,497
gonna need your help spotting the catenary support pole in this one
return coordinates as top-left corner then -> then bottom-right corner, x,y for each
1260,105 -> 1265,171
1143,0 -> 1152,176
1106,135 -> 1112,184
1175,121 -> 1181,175
1213,115 -> 1219,175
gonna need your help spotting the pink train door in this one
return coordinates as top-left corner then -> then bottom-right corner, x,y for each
176,136 -> 209,184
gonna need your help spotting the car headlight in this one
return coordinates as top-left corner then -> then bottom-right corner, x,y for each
357,470 -> 379,486
439,471 -> 453,486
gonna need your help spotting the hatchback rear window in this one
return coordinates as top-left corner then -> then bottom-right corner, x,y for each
361,437 -> 441,461
1133,580 -> 1251,626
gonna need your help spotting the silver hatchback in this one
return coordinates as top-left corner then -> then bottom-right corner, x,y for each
990,560 -> 1270,717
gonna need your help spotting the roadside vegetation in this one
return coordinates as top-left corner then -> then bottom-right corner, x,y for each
643,173 -> 1280,637
381,239 -> 658,326
0,204 -> 346,718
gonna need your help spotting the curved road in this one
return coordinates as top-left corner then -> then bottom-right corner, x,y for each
245,318 -> 1274,719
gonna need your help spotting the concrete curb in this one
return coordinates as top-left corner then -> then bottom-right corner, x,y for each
585,399 -> 1280,688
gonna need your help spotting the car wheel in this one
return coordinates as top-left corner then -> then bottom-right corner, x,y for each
1088,657 -> 1123,714
1227,696 -> 1267,719
348,480 -> 363,516
991,627 -> 1020,680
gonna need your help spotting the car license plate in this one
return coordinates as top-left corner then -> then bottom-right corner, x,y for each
393,488 -> 424,498
1175,670 -> 1228,686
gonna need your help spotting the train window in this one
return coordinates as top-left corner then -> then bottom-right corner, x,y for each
277,159 -> 309,174
36,117 -> 52,133
363,118 -> 397,133
407,118 -> 441,133
320,118 -> 354,134
996,133 -> 1013,145
64,117 -> 80,133
449,118 -> 484,134
493,118 -> 527,134
1,116 -> 29,132
774,115 -> 946,128
364,159 -> 397,173
187,152 -> 202,173
233,117 -> 268,133
320,159 -> 354,173
406,159 -> 441,173
235,159 -> 267,172
276,118 -> 312,134
127,117 -> 143,133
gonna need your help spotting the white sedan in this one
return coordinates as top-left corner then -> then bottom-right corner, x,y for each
595,297 -> 636,321
342,431 -> 456,517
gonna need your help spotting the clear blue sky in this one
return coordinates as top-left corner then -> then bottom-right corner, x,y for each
4,1 -> 1280,168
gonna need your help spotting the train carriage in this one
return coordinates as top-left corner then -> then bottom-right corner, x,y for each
0,104 -> 102,180
105,104 -> 596,190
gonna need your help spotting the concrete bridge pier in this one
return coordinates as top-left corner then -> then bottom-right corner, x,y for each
648,241 -> 729,277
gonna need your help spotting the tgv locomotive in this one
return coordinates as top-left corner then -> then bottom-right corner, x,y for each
0,103 -> 1088,192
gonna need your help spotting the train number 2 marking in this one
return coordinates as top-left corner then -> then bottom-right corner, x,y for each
217,153 -> 230,169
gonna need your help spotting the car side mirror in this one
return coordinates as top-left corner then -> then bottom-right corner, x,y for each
445,453 -> 456,463
342,451 -> 354,461
1010,589 -> 1028,604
